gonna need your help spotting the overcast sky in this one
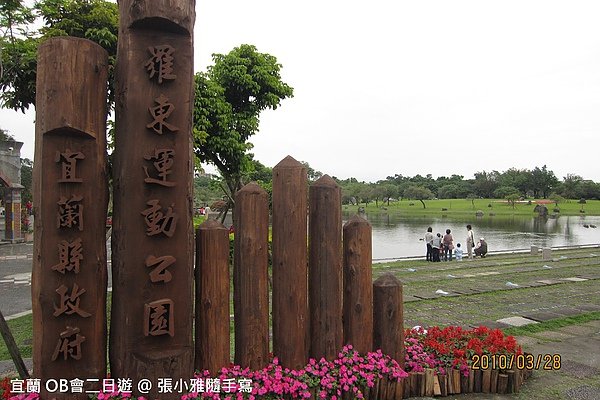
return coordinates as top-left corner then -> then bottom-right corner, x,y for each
2,0 -> 600,182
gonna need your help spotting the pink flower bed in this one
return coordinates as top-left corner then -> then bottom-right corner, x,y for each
3,326 -> 523,400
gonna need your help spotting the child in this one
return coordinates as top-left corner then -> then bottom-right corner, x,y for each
454,243 -> 463,261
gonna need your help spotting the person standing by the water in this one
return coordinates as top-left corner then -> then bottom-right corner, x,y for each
424,227 -> 434,261
432,233 -> 442,262
443,229 -> 454,261
466,224 -> 475,259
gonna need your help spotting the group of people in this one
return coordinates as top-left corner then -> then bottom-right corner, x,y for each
424,224 -> 488,262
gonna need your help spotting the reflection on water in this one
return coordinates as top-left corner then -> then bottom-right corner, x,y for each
342,211 -> 600,260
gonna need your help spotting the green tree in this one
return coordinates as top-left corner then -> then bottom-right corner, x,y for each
493,185 -> 520,199
380,183 -> 398,205
300,161 -> 323,182
193,44 -> 293,221
559,174 -> 583,199
530,165 -> 558,198
437,183 -> 459,199
473,171 -> 500,198
505,193 -> 519,209
403,185 -> 433,209
1,0 -> 118,112
358,183 -> 374,207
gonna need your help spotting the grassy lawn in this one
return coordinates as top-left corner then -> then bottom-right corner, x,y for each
344,198 -> 600,217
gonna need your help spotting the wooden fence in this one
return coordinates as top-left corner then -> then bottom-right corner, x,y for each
194,156 -> 405,373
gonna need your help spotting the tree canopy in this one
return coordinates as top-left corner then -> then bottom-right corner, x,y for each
0,0 -> 118,112
193,44 -> 294,218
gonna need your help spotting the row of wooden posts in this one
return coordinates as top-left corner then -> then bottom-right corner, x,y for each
195,156 -> 404,373
398,367 -> 531,400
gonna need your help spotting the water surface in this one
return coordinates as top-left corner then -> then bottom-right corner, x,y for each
342,211 -> 600,260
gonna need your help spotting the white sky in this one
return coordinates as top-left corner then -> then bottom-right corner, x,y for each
2,0 -> 600,182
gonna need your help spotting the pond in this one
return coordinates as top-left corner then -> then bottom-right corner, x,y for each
342,211 -> 600,261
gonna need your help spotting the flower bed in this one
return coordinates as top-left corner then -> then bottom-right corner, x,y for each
2,326 -> 528,399
402,325 -> 529,397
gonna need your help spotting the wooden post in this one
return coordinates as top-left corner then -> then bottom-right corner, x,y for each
373,273 -> 405,366
401,376 -> 410,398
460,372 -> 468,393
409,373 -> 418,397
272,156 -> 308,369
234,183 -> 269,369
396,378 -> 405,399
468,369 -> 475,392
482,369 -> 491,393
447,368 -> 454,394
0,310 -> 29,379
195,220 -> 230,373
498,373 -> 509,394
474,369 -> 482,392
440,373 -> 448,396
512,365 -> 521,393
309,175 -> 342,360
424,368 -> 435,396
490,369 -> 499,393
506,370 -> 515,393
110,0 -> 195,395
433,375 -> 442,396
343,215 -> 373,355
452,369 -> 461,393
33,36 -> 108,397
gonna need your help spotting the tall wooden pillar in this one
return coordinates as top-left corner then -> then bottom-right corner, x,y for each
343,214 -> 373,354
110,0 -> 195,394
272,156 -> 308,369
33,37 -> 109,398
309,175 -> 343,361
234,183 -> 270,370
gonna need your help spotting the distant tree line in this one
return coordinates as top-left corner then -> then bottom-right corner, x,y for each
193,163 -> 600,208
338,165 -> 600,207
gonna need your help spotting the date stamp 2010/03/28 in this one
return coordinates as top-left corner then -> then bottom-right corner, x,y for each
471,354 -> 561,371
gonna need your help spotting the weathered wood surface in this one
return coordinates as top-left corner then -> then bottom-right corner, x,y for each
234,183 -> 269,369
424,368 -> 435,396
308,175 -> 342,361
343,214 -> 373,355
195,220 -> 230,373
482,369 -> 491,393
120,0 -> 195,34
490,369 -> 499,393
110,0 -> 195,395
452,369 -> 461,393
272,156 -> 308,369
373,273 -> 405,368
33,36 -> 108,398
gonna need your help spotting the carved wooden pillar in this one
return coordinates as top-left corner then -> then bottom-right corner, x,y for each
33,37 -> 109,398
110,0 -> 195,395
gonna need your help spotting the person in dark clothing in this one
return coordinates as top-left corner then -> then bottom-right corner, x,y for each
474,238 -> 488,257
424,227 -> 434,261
